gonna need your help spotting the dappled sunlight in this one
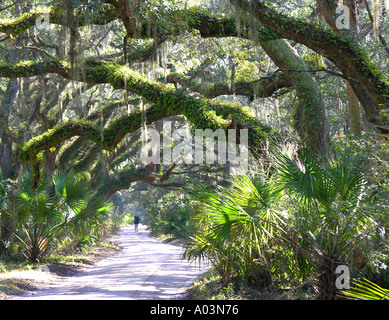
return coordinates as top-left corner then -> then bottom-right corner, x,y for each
19,225 -> 209,300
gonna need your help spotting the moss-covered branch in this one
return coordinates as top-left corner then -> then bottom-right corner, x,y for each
261,39 -> 327,154
229,0 -> 389,122
19,105 -> 163,163
0,4 -> 119,34
0,4 -> 281,43
166,70 -> 292,99
5,0 -> 388,120
6,59 -> 274,163
0,59 -> 69,78
183,7 -> 281,41
57,99 -> 129,168
94,166 -> 159,202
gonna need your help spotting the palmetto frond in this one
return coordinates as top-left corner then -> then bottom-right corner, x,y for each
185,174 -> 286,286
4,167 -> 108,262
273,150 -> 325,205
53,169 -> 90,217
340,278 -> 389,300
194,175 -> 283,245
273,149 -> 371,299
274,149 -> 364,209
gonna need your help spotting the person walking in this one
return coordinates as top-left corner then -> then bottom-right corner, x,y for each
133,215 -> 140,232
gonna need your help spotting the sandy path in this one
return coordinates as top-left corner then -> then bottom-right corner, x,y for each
20,224 -> 209,300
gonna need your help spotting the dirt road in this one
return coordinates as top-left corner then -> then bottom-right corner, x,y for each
20,224 -> 209,300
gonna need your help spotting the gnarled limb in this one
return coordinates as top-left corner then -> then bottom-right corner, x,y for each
166,70 -> 292,99
260,39 -> 328,154
106,0 -> 135,36
4,2 -> 385,125
0,4 -> 279,42
1,1 -> 388,117
0,4 -> 119,34
1,59 -> 274,163
229,0 -> 389,123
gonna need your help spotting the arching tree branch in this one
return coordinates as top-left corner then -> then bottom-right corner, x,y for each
0,4 -> 119,34
229,0 -> 389,122
0,59 -> 274,163
166,70 -> 292,99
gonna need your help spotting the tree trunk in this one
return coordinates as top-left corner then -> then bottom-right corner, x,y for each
0,79 -> 19,179
347,81 -> 361,136
230,0 -> 386,124
316,1 -> 363,136
261,39 -> 328,154
342,0 -> 362,136
0,79 -> 19,256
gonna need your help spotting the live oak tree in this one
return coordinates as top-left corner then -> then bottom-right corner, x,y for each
0,0 -> 388,205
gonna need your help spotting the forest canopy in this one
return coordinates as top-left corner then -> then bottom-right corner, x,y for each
0,0 -> 387,186
0,0 -> 388,300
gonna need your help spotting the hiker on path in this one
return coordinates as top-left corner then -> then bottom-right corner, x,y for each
134,215 -> 140,232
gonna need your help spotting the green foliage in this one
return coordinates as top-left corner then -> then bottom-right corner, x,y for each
330,133 -> 389,288
340,278 -> 389,300
115,212 -> 134,227
184,175 -> 285,287
0,0 -> 388,301
273,147 -> 375,299
142,190 -> 196,240
1,168 -> 113,263
274,149 -> 365,207
17,59 -> 273,164
185,140 -> 386,299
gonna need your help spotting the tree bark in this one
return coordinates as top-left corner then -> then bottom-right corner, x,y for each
0,79 -> 19,255
229,0 -> 388,123
0,79 -> 18,179
2,3 -> 387,123
0,59 -> 275,164
317,0 -> 362,136
166,70 -> 292,99
344,0 -> 362,136
260,39 -> 328,154
347,81 -> 361,136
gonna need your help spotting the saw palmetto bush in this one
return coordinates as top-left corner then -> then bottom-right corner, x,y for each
332,134 -> 389,290
185,146 -> 378,299
184,175 -> 286,288
5,169 -> 112,263
273,149 -> 374,299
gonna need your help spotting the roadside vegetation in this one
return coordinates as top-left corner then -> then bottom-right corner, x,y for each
0,172 -> 129,299
0,237 -> 121,299
0,0 -> 388,301
140,133 -> 389,300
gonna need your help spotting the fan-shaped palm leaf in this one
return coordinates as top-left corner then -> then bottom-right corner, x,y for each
185,174 -> 285,286
340,278 -> 389,300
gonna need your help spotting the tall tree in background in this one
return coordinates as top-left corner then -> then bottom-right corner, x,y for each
318,0 -> 362,135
